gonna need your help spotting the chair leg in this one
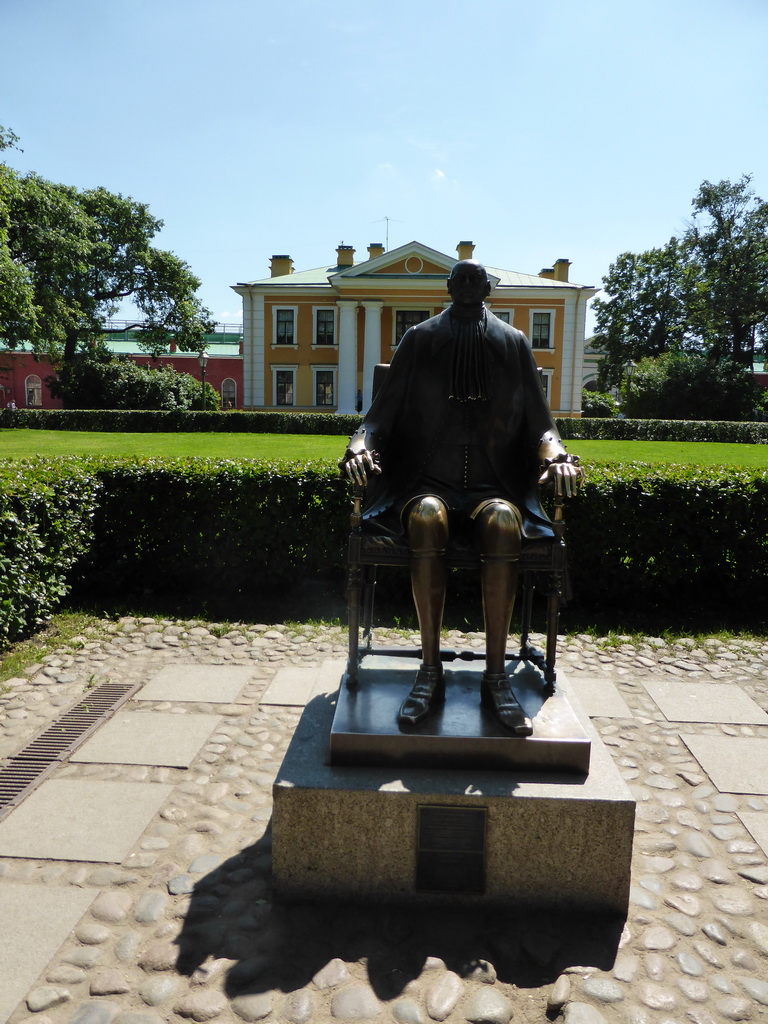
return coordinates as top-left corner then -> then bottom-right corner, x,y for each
544,569 -> 563,693
346,559 -> 362,689
361,564 -> 377,651
519,572 -> 534,654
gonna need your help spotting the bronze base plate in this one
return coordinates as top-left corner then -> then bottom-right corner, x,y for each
329,655 -> 590,774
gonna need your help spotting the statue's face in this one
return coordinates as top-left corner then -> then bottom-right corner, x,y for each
447,261 -> 491,306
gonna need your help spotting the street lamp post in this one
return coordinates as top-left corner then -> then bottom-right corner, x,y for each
623,359 -> 636,414
197,350 -> 209,411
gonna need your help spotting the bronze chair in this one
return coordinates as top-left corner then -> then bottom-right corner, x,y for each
345,365 -> 570,692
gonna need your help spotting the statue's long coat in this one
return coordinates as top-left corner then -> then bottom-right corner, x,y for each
346,309 -> 566,540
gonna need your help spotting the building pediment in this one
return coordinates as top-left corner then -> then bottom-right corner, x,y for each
327,241 -> 498,287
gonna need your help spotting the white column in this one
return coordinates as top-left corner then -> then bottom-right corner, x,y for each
361,301 -> 384,411
336,300 -> 358,414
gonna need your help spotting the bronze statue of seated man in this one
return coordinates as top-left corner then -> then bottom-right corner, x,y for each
341,260 -> 583,736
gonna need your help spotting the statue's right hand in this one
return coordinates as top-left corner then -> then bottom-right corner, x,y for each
344,450 -> 382,488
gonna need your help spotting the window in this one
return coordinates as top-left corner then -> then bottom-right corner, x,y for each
538,368 -> 553,401
315,308 -> 335,346
493,311 -> 511,324
25,374 -> 42,407
275,308 -> 295,345
274,369 -> 295,406
314,369 -> 335,406
530,311 -> 552,348
395,309 -> 429,345
221,378 -> 237,409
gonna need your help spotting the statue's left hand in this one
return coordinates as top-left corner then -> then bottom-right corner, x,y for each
538,457 -> 584,498
343,449 -> 382,488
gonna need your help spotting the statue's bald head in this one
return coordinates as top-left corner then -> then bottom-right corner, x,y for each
447,259 -> 491,305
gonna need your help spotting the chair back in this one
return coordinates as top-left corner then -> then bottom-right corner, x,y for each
372,363 -> 390,401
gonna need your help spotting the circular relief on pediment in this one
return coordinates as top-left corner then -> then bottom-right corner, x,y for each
405,256 -> 424,274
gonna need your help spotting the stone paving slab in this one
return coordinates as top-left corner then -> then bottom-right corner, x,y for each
260,664 -> 326,705
563,676 -> 634,718
0,882 -> 98,1023
643,677 -> 768,724
70,710 -> 222,766
681,733 -> 768,794
136,664 -> 254,702
0,779 -> 174,861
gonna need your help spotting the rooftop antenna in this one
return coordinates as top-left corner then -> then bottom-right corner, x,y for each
372,216 -> 402,251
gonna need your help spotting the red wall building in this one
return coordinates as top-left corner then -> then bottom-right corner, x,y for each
1,325 -> 243,410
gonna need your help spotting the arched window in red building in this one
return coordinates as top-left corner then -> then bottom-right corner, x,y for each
25,374 -> 42,407
221,378 -> 237,410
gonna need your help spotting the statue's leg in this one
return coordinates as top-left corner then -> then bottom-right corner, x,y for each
398,496 -> 449,726
474,501 -> 532,736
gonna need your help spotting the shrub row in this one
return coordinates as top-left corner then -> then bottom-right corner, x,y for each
2,457 -> 767,643
3,408 -> 768,443
0,460 -> 102,645
558,417 -> 768,444
0,408 -> 362,436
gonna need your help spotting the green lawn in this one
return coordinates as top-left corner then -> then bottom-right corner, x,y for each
1,429 -> 767,467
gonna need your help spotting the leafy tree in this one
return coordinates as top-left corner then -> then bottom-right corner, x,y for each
595,175 -> 768,386
684,175 -> 768,367
593,238 -> 693,389
0,127 -> 214,367
49,347 -> 221,411
624,352 -> 760,421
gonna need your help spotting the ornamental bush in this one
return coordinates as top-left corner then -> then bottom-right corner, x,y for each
624,352 -> 761,421
2,456 -> 767,645
580,390 -> 618,418
0,460 -> 101,645
49,352 -> 221,411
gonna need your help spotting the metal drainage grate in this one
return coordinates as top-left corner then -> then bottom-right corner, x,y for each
0,758 -> 60,817
0,682 -> 140,820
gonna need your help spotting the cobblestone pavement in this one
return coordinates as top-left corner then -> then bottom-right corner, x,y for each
1,619 -> 768,1024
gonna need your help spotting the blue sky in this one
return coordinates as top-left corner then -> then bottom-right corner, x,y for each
3,0 -> 767,332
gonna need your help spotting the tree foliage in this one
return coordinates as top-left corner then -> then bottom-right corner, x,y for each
49,347 -> 221,411
580,389 -> 618,418
624,351 -> 760,421
684,176 -> 768,366
595,175 -> 768,385
0,126 -> 214,366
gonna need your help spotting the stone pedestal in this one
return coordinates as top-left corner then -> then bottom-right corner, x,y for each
272,664 -> 635,913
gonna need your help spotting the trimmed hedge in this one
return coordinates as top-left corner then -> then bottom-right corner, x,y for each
2,456 -> 767,644
0,460 -> 102,645
0,408 -> 362,436
3,408 -> 768,443
558,418 -> 768,444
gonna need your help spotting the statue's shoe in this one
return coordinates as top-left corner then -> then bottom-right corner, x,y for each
481,672 -> 533,736
398,666 -> 445,726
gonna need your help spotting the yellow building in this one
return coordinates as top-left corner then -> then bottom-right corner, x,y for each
232,241 -> 597,416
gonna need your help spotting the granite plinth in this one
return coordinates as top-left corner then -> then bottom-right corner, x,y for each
330,655 -> 591,773
272,665 -> 635,912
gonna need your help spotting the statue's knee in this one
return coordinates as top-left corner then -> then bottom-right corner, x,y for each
476,501 -> 522,557
408,496 -> 449,552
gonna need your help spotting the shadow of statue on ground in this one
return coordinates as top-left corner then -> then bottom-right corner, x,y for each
173,827 -> 626,1001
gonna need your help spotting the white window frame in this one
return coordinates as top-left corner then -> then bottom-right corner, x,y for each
312,365 -> 337,407
529,309 -> 555,349
312,306 -> 337,348
538,367 -> 554,402
491,308 -> 514,325
392,307 -> 431,348
221,378 -> 237,408
272,306 -> 298,349
272,365 -> 296,406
